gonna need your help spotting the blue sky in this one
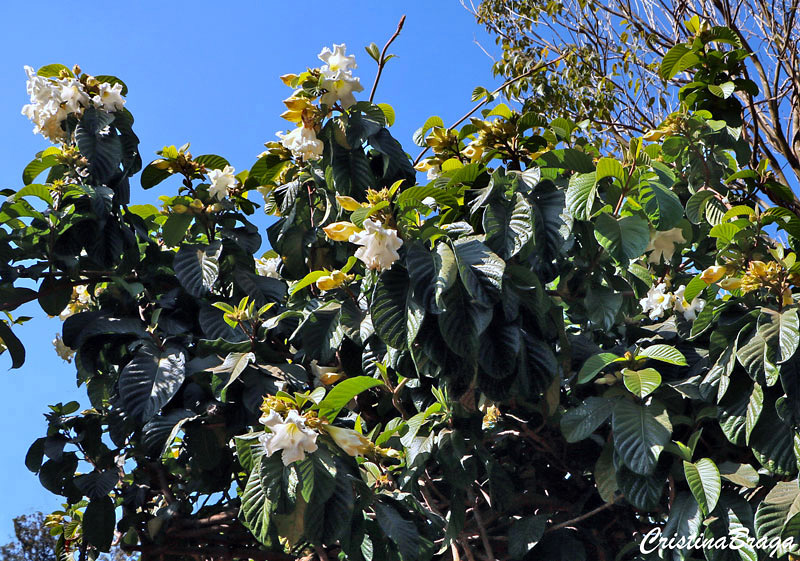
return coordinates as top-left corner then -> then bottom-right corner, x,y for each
0,0 -> 504,541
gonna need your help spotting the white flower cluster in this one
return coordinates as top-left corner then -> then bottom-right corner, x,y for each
645,228 -> 686,264
349,218 -> 403,271
21,66 -> 125,142
277,126 -> 324,161
259,409 -> 318,466
208,165 -> 237,200
255,256 -> 282,279
640,283 -> 706,321
318,43 -> 364,109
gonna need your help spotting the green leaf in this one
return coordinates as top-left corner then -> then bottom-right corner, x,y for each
317,376 -> 384,421
140,161 -> 172,189
565,172 -> 597,220
623,367 -> 662,398
637,344 -> 687,365
118,343 -> 186,422
395,185 -> 458,209
37,63 -> 72,77
173,242 -> 221,297
15,184 -> 53,205
289,270 -> 329,296
612,400 -> 671,475
685,190 -> 715,224
759,308 -> 800,364
593,213 -> 650,261
22,155 -> 59,186
453,238 -> 504,305
74,470 -> 120,500
83,496 -> 115,552
162,213 -> 193,247
577,352 -> 622,384
508,515 -> 546,559
660,44 -> 700,78
142,409 -> 197,457
377,103 -> 395,126
683,274 -> 707,303
195,154 -> 230,170
371,266 -> 410,349
596,158 -> 625,183
483,193 -> 535,259
37,277 -> 73,317
662,493 -> 702,553
708,81 -> 735,99
684,458 -> 721,515
373,501 -> 422,561
754,481 -> 800,554
0,320 -> 25,369
745,382 -> 763,443
639,181 -> 683,230
560,397 -> 617,442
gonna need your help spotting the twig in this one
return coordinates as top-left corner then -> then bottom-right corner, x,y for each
468,489 -> 495,560
369,15 -> 407,103
413,53 -> 567,165
545,496 -> 623,533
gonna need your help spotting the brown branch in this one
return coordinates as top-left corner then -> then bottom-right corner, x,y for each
413,54 -> 568,165
545,495 -> 623,533
368,15 -> 406,103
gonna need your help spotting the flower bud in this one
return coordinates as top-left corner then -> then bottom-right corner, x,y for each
324,425 -> 371,456
323,221 -> 361,242
719,277 -> 742,290
336,195 -> 364,211
700,265 -> 726,283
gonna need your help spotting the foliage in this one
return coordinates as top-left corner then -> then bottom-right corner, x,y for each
473,0 -> 800,194
2,19 -> 800,561
0,512 -> 135,561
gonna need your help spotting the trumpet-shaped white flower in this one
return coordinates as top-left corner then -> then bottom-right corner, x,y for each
317,43 -> 364,108
349,218 -> 403,271
208,165 -> 237,200
277,126 -> 324,161
645,228 -> 686,264
324,425 -> 371,456
92,81 -> 125,112
255,257 -> 282,279
318,44 -> 358,80
639,283 -> 673,320
259,409 -> 318,466
22,66 -> 69,142
672,285 -> 706,321
320,76 -> 364,109
52,334 -> 75,363
60,79 -> 90,114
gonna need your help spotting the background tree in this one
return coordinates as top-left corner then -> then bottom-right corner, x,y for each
471,0 -> 800,193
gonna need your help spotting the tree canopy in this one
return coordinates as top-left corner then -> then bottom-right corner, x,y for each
2,9 -> 800,561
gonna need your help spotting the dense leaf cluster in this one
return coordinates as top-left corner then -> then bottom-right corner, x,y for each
3,24 -> 800,561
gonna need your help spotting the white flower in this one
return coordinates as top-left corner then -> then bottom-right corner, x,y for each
639,283 -> 674,320
92,81 -> 125,112
318,43 -> 358,80
349,218 -> 403,271
255,257 -> 282,279
672,285 -> 706,321
60,79 -> 90,114
324,425 -> 371,456
317,43 -> 364,109
208,165 -> 237,200
59,285 -> 92,320
310,361 -> 345,386
22,66 -> 69,142
277,126 -> 324,161
52,334 -> 75,363
645,228 -> 686,264
259,409 -> 318,466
